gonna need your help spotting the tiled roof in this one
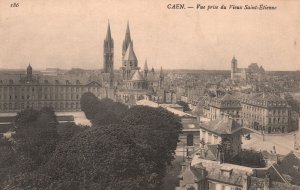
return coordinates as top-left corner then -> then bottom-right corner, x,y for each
210,94 -> 241,108
201,117 -> 242,135
237,92 -> 287,108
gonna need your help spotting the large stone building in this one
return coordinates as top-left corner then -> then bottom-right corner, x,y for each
238,93 -> 291,133
0,21 -> 165,112
199,116 -> 243,161
0,65 -> 107,112
231,57 -> 265,82
112,22 -> 165,104
231,56 -> 247,81
209,93 -> 242,121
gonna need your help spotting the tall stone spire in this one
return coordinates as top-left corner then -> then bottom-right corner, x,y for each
144,59 -> 148,78
103,21 -> 114,74
159,66 -> 164,89
106,21 -> 112,40
122,21 -> 132,59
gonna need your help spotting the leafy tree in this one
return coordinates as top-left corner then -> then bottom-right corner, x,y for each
0,139 -> 16,188
80,92 -> 128,126
80,92 -> 100,120
13,107 -> 59,173
45,125 -> 162,190
176,101 -> 191,112
56,122 -> 88,143
122,106 -> 182,187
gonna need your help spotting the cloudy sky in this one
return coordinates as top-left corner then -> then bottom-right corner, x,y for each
0,0 -> 299,71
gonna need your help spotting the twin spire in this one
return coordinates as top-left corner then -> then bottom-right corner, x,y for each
122,21 -> 132,57
103,21 -> 164,74
106,21 -> 112,40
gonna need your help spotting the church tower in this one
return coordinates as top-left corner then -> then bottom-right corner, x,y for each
27,64 -> 33,79
231,56 -> 237,80
159,66 -> 164,89
103,21 -> 114,74
122,41 -> 139,80
122,21 -> 132,64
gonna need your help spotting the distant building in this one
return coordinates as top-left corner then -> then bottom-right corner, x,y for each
0,64 -> 110,112
0,21 -> 169,113
209,93 -> 242,121
176,157 -> 300,190
113,22 -> 165,104
231,56 -> 247,81
238,92 -> 291,133
199,116 -> 243,160
231,56 -> 265,82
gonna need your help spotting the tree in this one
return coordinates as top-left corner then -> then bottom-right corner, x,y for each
80,92 -> 128,126
56,122 -> 88,144
122,106 -> 182,187
80,92 -> 100,120
176,101 -> 191,112
45,125 -> 162,190
13,107 -> 59,173
0,139 -> 16,188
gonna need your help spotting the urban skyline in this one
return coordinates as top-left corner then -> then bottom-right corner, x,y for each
0,0 -> 299,71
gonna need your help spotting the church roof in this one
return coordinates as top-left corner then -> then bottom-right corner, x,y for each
123,42 -> 137,61
130,70 -> 144,81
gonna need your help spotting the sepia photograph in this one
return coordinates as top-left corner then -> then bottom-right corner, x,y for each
0,0 -> 300,189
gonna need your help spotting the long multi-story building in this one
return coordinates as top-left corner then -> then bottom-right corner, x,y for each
209,93 -> 242,121
0,64 -> 108,112
238,93 -> 291,133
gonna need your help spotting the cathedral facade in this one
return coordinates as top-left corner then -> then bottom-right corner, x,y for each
103,22 -> 165,105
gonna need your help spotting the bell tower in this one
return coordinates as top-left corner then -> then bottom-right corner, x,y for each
103,21 -> 114,74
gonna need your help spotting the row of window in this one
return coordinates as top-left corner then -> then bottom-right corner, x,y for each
0,94 -> 83,100
0,86 -> 101,93
0,102 -> 81,111
242,105 -> 288,115
243,113 -> 287,124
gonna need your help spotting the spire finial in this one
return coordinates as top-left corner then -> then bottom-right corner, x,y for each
144,59 -> 148,71
125,21 -> 131,40
106,20 -> 112,40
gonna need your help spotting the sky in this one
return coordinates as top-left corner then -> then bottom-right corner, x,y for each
0,0 -> 299,71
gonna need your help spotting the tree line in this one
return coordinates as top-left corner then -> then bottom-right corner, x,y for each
0,92 -> 182,190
